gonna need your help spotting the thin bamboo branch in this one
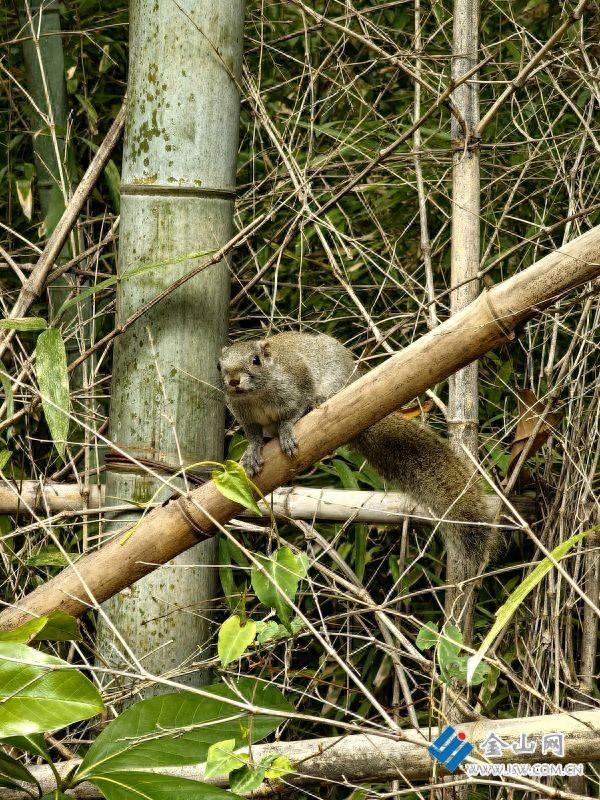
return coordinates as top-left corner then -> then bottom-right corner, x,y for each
0,103 -> 126,362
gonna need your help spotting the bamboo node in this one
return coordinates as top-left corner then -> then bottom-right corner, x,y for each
483,288 -> 516,341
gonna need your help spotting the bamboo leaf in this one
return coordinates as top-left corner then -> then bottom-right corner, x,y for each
0,318 -> 47,331
467,526 -> 598,683
35,328 -> 70,457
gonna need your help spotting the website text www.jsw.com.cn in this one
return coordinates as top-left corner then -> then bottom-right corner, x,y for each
428,727 -> 584,777
464,762 -> 584,777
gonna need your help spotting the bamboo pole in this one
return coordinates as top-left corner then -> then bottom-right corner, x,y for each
94,0 -> 244,690
6,709 -> 600,799
446,0 -> 481,637
0,481 -> 537,526
1,224 -> 599,629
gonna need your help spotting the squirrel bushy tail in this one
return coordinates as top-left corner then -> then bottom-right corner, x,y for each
352,413 -> 495,568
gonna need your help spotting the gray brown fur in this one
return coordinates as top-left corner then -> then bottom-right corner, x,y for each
219,332 -> 494,566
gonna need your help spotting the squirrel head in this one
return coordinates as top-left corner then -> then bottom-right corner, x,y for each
218,340 -> 274,396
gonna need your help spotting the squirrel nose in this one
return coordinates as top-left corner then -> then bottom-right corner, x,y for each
229,377 -> 240,388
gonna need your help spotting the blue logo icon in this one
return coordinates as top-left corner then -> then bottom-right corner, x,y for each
428,725 -> 473,772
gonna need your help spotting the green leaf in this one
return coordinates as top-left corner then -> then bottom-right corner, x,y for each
0,373 -> 14,432
251,547 -> 305,629
41,185 -> 66,239
0,748 -> 38,787
26,547 -> 73,568
467,525 -> 599,683
204,739 -> 247,778
0,450 -> 10,471
89,772 -> 244,800
218,616 -> 256,667
35,328 -> 70,458
0,317 -> 48,332
0,611 -> 81,644
415,621 -> 438,651
0,642 -> 103,737
75,678 -> 291,779
218,537 -> 239,611
213,460 -> 261,515
263,754 -> 293,779
229,764 -> 267,794
33,610 -> 82,642
1,733 -> 51,762
103,159 -> 121,213
0,617 -> 47,643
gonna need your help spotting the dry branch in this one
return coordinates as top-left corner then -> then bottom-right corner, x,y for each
5,709 -> 600,799
0,103 -> 126,361
1,224 -> 599,629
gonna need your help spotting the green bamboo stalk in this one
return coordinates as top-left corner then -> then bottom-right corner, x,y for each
96,0 -> 243,693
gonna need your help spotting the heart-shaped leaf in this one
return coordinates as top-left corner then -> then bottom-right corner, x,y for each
218,616 -> 256,667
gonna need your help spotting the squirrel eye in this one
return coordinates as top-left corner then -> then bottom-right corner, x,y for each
216,362 -> 221,372
252,355 -> 261,366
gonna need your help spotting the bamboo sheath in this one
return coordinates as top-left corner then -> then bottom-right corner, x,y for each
5,709 -> 600,799
1,225 -> 599,629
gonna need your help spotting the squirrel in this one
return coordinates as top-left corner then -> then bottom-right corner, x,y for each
219,331 -> 494,567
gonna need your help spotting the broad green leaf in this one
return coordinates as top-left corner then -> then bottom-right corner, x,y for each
33,610 -> 81,642
0,611 -> 80,644
251,547 -> 305,629
204,739 -> 247,778
35,328 -> 70,458
467,526 -> 598,683
0,318 -> 47,332
213,460 -> 261,515
0,617 -> 47,643
89,772 -> 244,800
415,621 -> 438,651
229,764 -> 267,793
75,678 -> 291,779
218,616 -> 256,667
0,450 -> 10,471
0,748 -> 38,786
1,732 -> 51,762
0,643 -> 103,737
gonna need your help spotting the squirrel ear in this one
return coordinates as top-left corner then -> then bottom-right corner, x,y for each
260,341 -> 272,358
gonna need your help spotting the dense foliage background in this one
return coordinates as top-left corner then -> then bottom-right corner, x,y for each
0,1 -> 599,797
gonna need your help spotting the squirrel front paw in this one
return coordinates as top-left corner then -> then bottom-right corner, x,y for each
279,428 -> 298,459
241,443 -> 264,477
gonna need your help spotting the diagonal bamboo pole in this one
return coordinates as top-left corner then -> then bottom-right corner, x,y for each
1,225 -> 599,629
